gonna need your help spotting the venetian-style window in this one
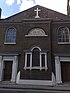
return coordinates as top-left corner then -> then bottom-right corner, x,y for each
5,27 -> 16,44
24,47 -> 48,70
58,27 -> 70,44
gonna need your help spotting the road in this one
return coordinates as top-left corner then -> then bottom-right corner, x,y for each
0,88 -> 70,93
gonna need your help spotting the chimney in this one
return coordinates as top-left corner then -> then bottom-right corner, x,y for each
67,0 -> 70,15
0,8 -> 2,19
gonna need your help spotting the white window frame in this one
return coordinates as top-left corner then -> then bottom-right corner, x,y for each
24,47 -> 48,71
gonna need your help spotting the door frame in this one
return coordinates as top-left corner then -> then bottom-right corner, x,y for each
55,56 -> 70,84
3,61 -> 13,81
0,55 -> 18,82
61,62 -> 70,82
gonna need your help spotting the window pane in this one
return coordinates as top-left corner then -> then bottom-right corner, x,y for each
58,27 -> 69,42
32,48 -> 40,66
27,54 -> 30,67
5,28 -> 16,43
41,54 -> 45,67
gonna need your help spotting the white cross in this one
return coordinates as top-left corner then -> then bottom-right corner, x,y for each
34,8 -> 41,18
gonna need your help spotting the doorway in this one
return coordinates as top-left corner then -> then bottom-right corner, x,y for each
61,62 -> 70,83
3,61 -> 13,81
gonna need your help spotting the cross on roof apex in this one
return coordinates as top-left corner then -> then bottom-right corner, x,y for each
34,7 -> 41,18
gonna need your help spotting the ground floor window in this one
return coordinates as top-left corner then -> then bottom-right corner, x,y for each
24,47 -> 48,70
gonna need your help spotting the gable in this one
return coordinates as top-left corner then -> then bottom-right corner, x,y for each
4,5 -> 70,22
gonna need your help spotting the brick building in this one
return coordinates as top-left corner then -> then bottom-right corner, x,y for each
0,4 -> 70,85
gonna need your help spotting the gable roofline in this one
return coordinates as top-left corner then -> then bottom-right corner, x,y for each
2,5 -> 69,20
3,5 -> 39,20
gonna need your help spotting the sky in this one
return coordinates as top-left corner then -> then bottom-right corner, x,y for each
0,0 -> 67,19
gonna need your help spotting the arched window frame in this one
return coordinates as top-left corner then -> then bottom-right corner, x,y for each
24,46 -> 48,71
57,27 -> 70,44
4,27 -> 16,44
25,28 -> 48,37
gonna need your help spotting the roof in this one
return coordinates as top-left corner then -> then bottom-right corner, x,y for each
1,5 -> 70,22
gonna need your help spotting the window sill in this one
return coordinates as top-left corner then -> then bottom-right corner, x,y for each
4,42 -> 16,45
58,42 -> 70,45
25,35 -> 48,37
24,67 -> 48,70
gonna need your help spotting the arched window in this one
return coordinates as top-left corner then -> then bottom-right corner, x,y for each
58,27 -> 70,43
25,28 -> 48,37
24,47 -> 48,70
32,48 -> 40,66
5,27 -> 16,44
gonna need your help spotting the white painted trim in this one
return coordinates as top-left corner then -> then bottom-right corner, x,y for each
16,72 -> 55,86
58,42 -> 70,44
0,56 -> 3,81
19,80 -> 53,85
30,53 -> 32,70
60,57 -> 70,61
24,53 -> 27,68
0,55 -> 18,82
31,46 -> 41,51
40,53 -> 42,70
25,35 -> 48,37
24,50 -> 48,70
45,53 -> 48,70
55,56 -> 62,84
52,72 -> 56,86
4,42 -> 16,45
24,67 -> 48,70
55,56 -> 70,84
3,56 -> 14,61
16,71 -> 20,84
11,56 -> 18,82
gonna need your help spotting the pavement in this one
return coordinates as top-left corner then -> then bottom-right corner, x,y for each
0,82 -> 70,91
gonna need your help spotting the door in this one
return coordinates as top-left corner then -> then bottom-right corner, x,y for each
61,62 -> 70,83
3,61 -> 13,81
